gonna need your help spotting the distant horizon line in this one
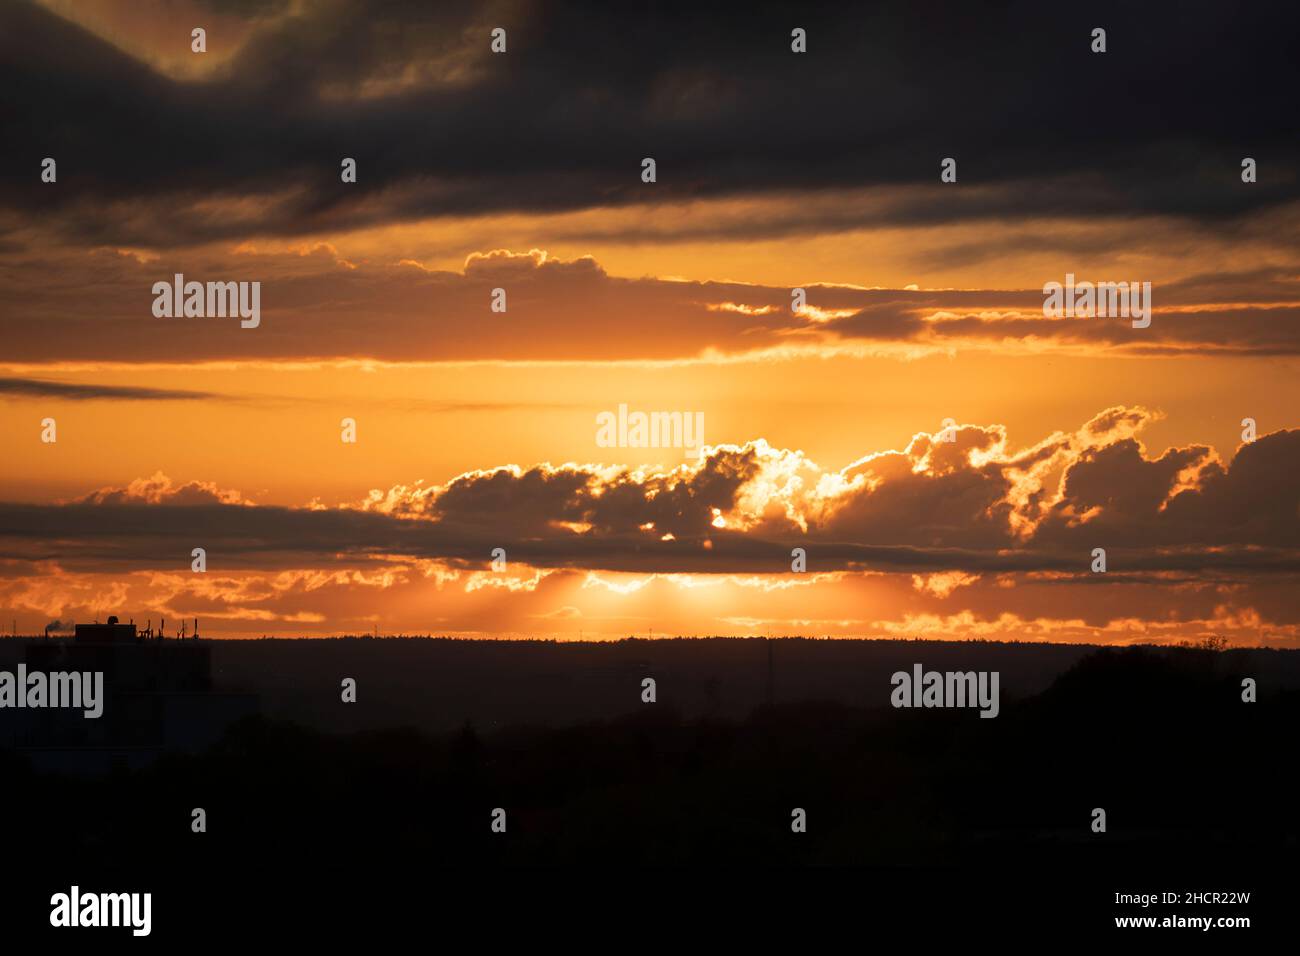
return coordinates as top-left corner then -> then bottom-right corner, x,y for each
3,632 -> 1286,651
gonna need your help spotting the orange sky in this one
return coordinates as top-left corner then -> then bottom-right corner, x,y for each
2,1 -> 1298,644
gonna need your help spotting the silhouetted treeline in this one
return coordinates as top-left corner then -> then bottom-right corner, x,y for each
7,634 -> 1285,734
5,645 -> 1294,869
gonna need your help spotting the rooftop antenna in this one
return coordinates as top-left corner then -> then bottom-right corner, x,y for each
194,617 -> 199,640
766,635 -> 775,706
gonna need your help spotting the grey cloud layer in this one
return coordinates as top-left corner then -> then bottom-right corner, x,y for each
0,377 -> 215,400
2,0 -> 1297,247
1,247 -> 1296,362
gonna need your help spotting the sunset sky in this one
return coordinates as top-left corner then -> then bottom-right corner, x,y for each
2,0 -> 1297,643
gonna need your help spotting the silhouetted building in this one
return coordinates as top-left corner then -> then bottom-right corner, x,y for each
73,615 -> 138,644
4,614 -> 258,775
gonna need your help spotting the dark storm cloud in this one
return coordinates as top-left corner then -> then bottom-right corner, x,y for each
1,0 -> 1297,247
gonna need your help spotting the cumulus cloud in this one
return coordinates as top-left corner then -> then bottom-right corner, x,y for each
3,409 -> 1295,577
70,471 -> 255,507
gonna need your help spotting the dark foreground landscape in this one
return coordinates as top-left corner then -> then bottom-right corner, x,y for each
3,636 -> 1296,938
